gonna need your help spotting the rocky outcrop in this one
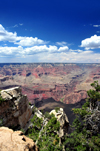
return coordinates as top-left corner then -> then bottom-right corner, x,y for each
0,87 -> 32,128
0,127 -> 38,151
50,108 -> 69,138
31,107 -> 69,146
64,91 -> 87,104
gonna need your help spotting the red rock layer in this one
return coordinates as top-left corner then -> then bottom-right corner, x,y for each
0,63 -> 100,104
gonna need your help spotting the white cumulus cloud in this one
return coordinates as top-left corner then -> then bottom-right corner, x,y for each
0,46 -> 23,57
58,46 -> 69,52
39,49 -> 100,63
0,44 -> 100,63
0,24 -> 100,63
0,45 -> 68,57
20,45 -> 65,55
15,37 -> 45,46
0,24 -> 17,42
80,35 -> 100,49
0,24 -> 46,46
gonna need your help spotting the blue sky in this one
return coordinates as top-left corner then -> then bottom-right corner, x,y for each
0,0 -> 100,63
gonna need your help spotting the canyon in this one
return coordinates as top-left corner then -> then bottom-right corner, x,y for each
0,63 -> 100,150
0,63 -> 100,107
0,87 -> 69,151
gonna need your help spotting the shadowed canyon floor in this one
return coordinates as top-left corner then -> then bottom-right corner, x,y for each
35,97 -> 86,125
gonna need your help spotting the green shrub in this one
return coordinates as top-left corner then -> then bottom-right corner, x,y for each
65,81 -> 100,151
41,109 -> 44,114
32,104 -> 37,114
0,119 -> 3,126
20,128 -> 25,134
87,81 -> 100,109
44,112 -> 51,119
55,107 -> 60,112
29,102 -> 31,105
27,112 -> 62,150
0,95 -> 5,104
37,114 -> 61,151
27,114 -> 43,142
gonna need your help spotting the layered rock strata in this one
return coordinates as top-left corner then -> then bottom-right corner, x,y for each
1,63 -> 100,104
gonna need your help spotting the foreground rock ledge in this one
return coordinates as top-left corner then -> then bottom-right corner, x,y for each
0,127 -> 38,151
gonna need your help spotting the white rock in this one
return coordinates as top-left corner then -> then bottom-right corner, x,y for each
50,108 -> 69,137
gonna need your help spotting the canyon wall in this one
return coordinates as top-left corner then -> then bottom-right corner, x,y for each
0,63 -> 100,104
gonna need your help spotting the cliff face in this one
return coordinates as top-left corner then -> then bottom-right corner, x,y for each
0,87 -> 32,128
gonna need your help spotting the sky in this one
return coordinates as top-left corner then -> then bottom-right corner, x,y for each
0,0 -> 100,63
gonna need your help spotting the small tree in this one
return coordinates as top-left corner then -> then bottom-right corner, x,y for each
0,91 -> 5,104
65,81 -> 100,151
87,81 -> 100,110
37,114 -> 61,151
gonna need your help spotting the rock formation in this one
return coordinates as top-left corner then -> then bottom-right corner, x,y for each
0,87 -> 32,128
0,127 -> 38,151
0,63 -> 100,104
33,107 -> 69,139
50,108 -> 69,138
0,86 -> 70,151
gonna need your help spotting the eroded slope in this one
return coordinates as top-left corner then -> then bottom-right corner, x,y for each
0,63 -> 100,104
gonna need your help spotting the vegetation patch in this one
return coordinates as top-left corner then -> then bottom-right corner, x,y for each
60,95 -> 65,102
26,112 -> 62,150
55,107 -> 60,112
0,91 -> 5,104
0,119 -> 3,126
26,81 -> 100,150
64,81 -> 100,151
27,114 -> 43,142
37,113 -> 61,151
1,81 -> 100,150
